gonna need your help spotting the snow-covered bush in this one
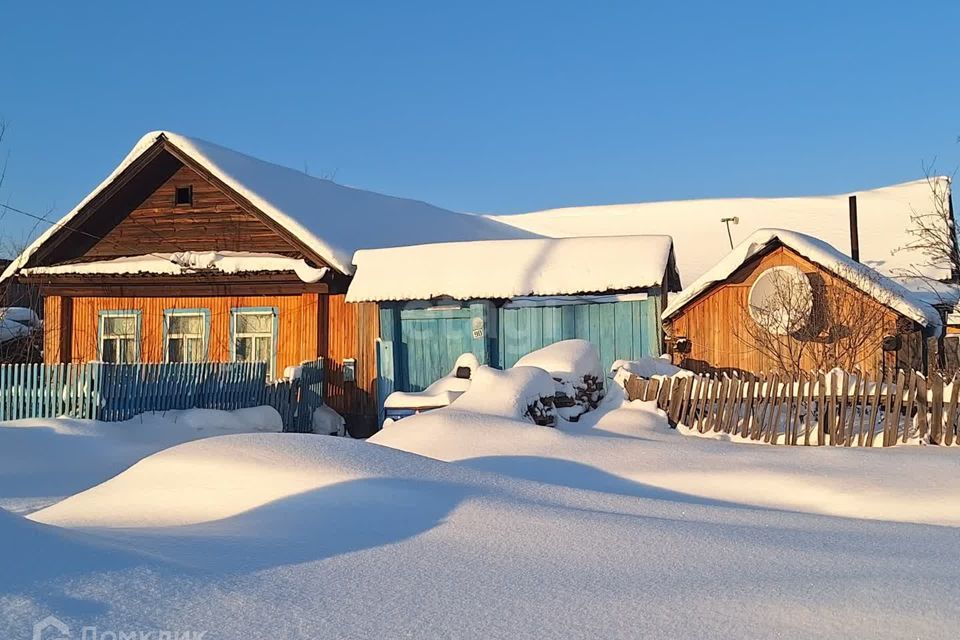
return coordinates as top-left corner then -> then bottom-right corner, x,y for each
450,365 -> 557,426
515,340 -> 604,421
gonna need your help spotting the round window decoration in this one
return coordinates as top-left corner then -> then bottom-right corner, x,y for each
747,265 -> 813,335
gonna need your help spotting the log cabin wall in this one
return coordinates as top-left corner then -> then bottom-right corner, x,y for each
666,246 -> 923,378
62,294 -> 319,375
82,164 -> 302,260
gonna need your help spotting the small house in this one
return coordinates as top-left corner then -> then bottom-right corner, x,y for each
1,131 -> 526,435
346,235 -> 681,413
661,229 -> 942,378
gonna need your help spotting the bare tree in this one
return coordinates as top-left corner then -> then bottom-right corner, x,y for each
734,265 -> 900,376
899,167 -> 958,285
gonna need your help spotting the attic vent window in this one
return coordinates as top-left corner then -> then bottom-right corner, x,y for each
174,185 -> 193,206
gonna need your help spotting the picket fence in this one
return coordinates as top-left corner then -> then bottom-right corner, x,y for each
624,369 -> 960,447
0,359 -> 324,433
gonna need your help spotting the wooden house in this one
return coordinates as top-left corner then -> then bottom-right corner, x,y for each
1,131 -> 526,435
661,229 -> 942,378
346,235 -> 681,414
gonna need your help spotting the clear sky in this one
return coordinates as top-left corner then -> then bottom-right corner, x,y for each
1,1 -> 957,249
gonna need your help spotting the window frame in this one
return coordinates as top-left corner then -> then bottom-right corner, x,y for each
163,308 -> 211,363
174,184 -> 193,206
230,306 -> 279,378
97,310 -> 142,364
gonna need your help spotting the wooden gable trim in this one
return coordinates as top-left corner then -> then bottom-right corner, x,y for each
26,134 -> 347,277
160,137 -> 336,272
31,139 -> 171,267
666,241 -> 921,326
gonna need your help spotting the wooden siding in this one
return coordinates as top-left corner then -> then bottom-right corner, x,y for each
63,294 -> 319,375
82,164 -> 304,260
498,297 -> 663,373
666,246 -> 922,377
43,295 -> 71,363
323,295 -> 379,429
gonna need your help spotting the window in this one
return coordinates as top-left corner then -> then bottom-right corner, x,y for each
164,310 -> 209,362
231,308 -> 277,377
174,185 -> 193,206
98,311 -> 140,363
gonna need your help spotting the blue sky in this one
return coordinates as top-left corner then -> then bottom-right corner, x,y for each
1,1 -> 957,248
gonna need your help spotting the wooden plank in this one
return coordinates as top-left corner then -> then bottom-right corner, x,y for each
765,375 -> 782,444
915,374 -> 929,443
901,371 -> 918,445
802,373 -> 815,446
726,378 -> 744,433
697,375 -> 714,433
882,371 -> 900,447
740,376 -> 755,438
844,371 -> 863,447
944,373 -> 959,447
814,371 -> 826,446
791,374 -> 806,446
835,370 -> 849,446
929,373 -> 944,445
864,371 -> 883,448
680,375 -> 699,427
750,374 -> 764,441
761,374 -> 778,442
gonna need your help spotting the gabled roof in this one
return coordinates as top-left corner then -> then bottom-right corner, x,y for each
487,178 -> 954,285
2,131 -> 530,280
661,228 -> 942,331
346,235 -> 679,302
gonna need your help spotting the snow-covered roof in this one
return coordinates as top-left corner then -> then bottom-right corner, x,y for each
20,251 -> 329,283
661,228 -> 942,331
2,131 -> 530,281
488,178 -> 953,285
346,235 -> 678,302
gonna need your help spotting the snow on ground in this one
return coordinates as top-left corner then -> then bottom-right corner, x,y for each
2,385 -> 960,638
0,406 -> 280,515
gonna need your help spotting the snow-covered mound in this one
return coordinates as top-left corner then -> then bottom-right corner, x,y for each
0,406 -> 280,514
32,433 -> 457,528
5,415 -> 960,638
385,352 -> 479,411
515,340 -> 604,420
450,365 -> 557,424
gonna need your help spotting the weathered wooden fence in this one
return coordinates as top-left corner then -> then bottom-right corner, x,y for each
624,369 -> 960,446
0,359 -> 324,433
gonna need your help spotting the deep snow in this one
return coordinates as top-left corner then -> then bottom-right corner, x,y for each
0,406 -> 280,515
2,395 -> 959,638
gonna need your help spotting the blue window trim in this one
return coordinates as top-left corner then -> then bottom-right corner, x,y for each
162,308 -> 211,363
230,306 -> 279,378
97,309 -> 142,363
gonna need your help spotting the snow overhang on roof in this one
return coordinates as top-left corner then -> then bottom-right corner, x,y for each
346,235 -> 678,302
661,228 -> 943,332
1,131 -> 531,282
20,251 -> 330,283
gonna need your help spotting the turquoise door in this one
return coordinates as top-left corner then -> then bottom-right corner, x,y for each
399,307 -> 475,391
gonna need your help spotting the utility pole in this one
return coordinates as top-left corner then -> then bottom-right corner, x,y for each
720,217 -> 739,250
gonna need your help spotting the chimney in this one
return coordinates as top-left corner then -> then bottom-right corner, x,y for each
848,195 -> 860,262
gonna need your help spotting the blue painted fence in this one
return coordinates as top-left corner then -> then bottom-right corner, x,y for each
0,359 -> 324,432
